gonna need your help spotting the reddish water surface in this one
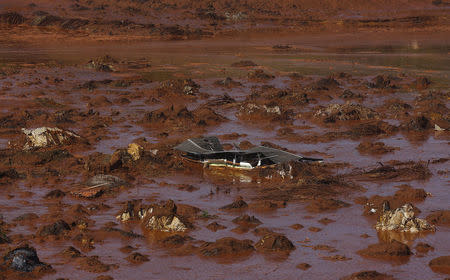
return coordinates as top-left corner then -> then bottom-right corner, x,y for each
0,35 -> 449,279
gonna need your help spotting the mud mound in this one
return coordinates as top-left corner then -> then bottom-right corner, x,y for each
358,240 -> 411,259
311,77 -> 340,90
155,79 -> 200,96
255,233 -> 295,252
144,104 -> 226,132
429,256 -> 450,275
359,161 -> 431,181
199,237 -> 254,258
426,210 -> 450,226
314,103 -> 379,123
357,141 -> 396,155
367,75 -> 399,89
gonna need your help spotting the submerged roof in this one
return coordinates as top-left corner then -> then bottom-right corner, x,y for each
174,137 -> 322,164
174,136 -> 224,154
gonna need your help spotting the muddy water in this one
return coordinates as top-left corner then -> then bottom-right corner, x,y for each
0,35 -> 449,279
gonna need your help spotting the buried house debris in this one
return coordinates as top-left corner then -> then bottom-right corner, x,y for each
174,136 -> 322,170
376,202 -> 435,233
21,127 -> 83,150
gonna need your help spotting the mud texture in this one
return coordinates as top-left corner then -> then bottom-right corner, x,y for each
0,1 -> 449,278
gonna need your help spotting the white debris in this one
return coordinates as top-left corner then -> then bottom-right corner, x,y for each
376,203 -> 435,233
434,124 -> 445,131
145,215 -> 187,232
22,127 -> 81,150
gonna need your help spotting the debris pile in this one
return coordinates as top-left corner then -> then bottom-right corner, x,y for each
314,103 -> 378,122
117,200 -> 192,232
21,127 -> 82,150
376,203 -> 435,233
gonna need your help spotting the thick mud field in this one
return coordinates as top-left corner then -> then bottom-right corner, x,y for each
0,1 -> 449,279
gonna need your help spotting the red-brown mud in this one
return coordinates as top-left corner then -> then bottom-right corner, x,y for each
0,2 -> 449,278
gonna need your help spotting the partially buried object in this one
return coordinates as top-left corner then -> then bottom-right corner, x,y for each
175,136 -> 322,170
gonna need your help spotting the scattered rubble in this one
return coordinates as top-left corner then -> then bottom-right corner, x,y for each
314,103 -> 379,123
21,127 -> 83,150
375,203 -> 435,233
116,200 -> 192,233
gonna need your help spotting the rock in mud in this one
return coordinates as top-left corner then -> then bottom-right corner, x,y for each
358,239 -> 411,259
141,200 -> 190,232
3,245 -> 53,272
255,233 -> 295,252
426,210 -> 450,226
314,103 -> 378,122
375,203 -> 434,233
199,237 -> 254,257
429,256 -> 450,275
220,196 -> 248,210
21,127 -> 83,150
340,271 -> 395,280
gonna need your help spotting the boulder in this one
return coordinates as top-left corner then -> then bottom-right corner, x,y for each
3,245 -> 52,272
